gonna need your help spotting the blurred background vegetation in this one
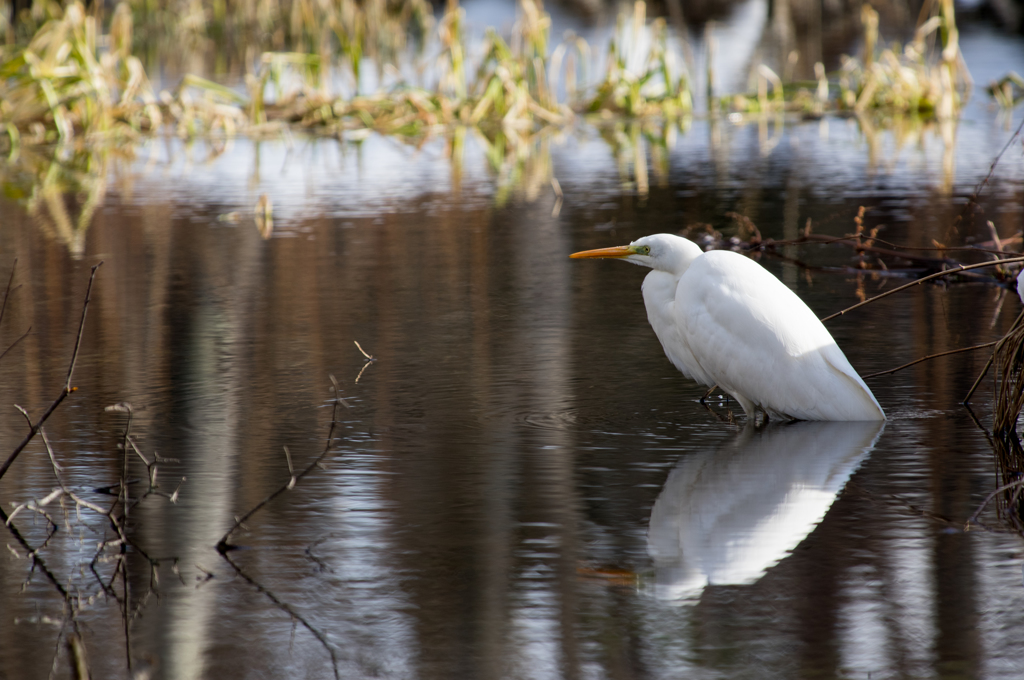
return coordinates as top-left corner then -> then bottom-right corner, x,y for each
0,0 -> 1017,233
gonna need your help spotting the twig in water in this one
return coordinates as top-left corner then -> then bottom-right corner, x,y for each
964,309 -> 1024,404
64,263 -> 100,391
0,262 -> 103,482
863,341 -> 999,379
67,633 -> 90,680
0,259 -> 30,365
551,177 -> 563,217
965,478 -> 1024,529
214,376 -> 347,678
947,114 -> 1024,239
221,551 -> 341,679
354,361 -> 373,384
0,325 -> 31,364
284,446 -> 296,490
354,340 -> 376,383
821,256 -> 1024,323
0,507 -> 69,599
766,232 -> 958,265
194,563 -> 216,586
217,375 -> 344,551
354,340 -> 375,361
993,313 -> 1024,433
0,258 -> 17,330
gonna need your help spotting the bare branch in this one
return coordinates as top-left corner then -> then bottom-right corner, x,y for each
354,340 -> 375,361
0,263 -> 103,483
217,376 -> 345,551
964,309 -> 1024,404
0,325 -> 30,364
965,478 -> 1024,529
0,258 -> 17,330
821,256 -> 1024,323
863,341 -> 1000,380
65,262 -> 103,391
222,552 -> 341,679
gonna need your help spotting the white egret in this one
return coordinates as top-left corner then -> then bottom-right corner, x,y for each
571,233 -> 884,421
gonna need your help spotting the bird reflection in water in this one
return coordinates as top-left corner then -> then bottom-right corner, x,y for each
647,420 -> 884,601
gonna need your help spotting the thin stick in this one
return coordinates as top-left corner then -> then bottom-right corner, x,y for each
964,308 -> 1024,404
949,114 -> 1024,237
354,340 -> 374,361
221,552 -> 340,679
121,557 -> 132,672
118,403 -> 133,526
0,263 -> 102,483
66,262 -> 102,390
863,341 -> 999,379
217,375 -> 343,551
821,256 -> 1024,322
551,177 -> 563,217
284,446 -> 296,490
767,232 -> 1015,257
965,478 -> 1024,528
68,633 -> 91,680
354,360 -> 373,384
964,350 -> 998,405
0,325 -> 31,363
0,506 -> 69,599
0,258 -> 16,330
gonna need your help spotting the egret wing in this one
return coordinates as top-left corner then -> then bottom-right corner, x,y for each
675,251 -> 882,420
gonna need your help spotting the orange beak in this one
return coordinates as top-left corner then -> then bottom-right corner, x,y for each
569,245 -> 634,259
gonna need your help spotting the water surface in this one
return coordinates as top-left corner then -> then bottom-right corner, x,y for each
3,13 -> 1024,680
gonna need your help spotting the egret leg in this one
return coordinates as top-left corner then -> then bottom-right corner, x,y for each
733,394 -> 757,420
700,384 -> 718,404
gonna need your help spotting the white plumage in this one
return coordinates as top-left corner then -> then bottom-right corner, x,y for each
571,233 -> 884,421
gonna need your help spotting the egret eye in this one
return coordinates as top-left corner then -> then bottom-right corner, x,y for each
637,245 -> 651,255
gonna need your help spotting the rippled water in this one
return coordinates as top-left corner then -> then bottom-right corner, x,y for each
4,10 -> 1024,680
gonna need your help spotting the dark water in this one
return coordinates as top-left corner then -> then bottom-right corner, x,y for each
4,17 -> 1024,680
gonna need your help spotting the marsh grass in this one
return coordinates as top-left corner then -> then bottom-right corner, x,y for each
724,0 -> 970,117
0,2 -> 161,142
0,0 -> 993,217
1,0 -> 983,149
994,317 -> 1024,436
988,72 -> 1024,109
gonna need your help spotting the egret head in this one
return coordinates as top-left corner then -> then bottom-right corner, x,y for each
570,234 -> 702,275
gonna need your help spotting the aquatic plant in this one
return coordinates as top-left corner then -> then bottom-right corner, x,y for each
988,71 -> 1024,109
0,0 -> 695,145
724,0 -> 970,118
0,2 -> 161,142
838,1 -> 969,118
0,0 -> 994,224
2,0 -> 982,151
584,2 -> 692,117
